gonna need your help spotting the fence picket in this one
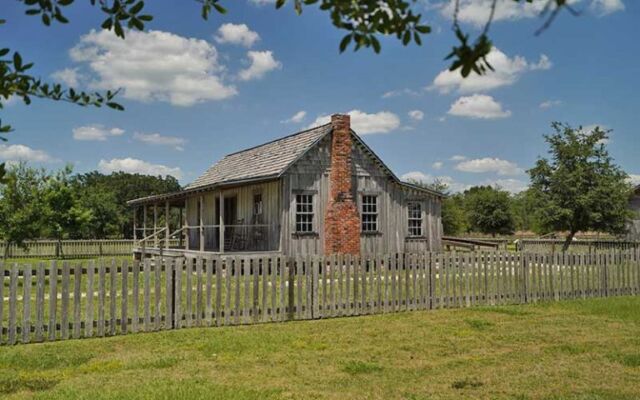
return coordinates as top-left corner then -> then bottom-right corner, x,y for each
22,264 -> 32,343
165,258 -> 174,330
85,261 -> 94,338
8,264 -> 18,345
206,258 -> 213,326
109,259 -> 117,336
143,258 -> 151,331
131,259 -> 139,333
97,261 -> 106,336
61,262 -> 70,340
34,263 -> 45,342
174,258 -> 183,329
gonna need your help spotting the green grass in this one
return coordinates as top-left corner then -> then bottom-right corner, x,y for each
2,297 -> 640,399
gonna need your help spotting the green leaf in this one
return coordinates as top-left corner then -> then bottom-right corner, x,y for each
213,3 -> 227,14
371,36 -> 381,53
107,102 -> 125,111
129,1 -> 144,15
339,34 -> 352,53
13,52 -> 22,70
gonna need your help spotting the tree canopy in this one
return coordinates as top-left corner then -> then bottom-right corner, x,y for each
463,185 -> 515,237
0,164 -> 182,253
528,123 -> 633,250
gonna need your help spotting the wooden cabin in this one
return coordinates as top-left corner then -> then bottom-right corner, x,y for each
628,185 -> 640,241
128,114 -> 444,258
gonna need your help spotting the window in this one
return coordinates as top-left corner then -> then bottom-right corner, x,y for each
361,195 -> 378,233
407,202 -> 423,237
253,193 -> 263,216
295,194 -> 314,233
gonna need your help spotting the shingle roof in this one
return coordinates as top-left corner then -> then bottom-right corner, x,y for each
185,123 -> 332,190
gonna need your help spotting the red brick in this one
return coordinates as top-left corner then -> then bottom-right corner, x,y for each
324,114 -> 360,255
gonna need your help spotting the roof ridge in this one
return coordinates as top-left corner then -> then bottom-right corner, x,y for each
224,122 -> 331,157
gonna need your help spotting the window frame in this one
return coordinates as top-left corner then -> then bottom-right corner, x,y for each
294,191 -> 316,235
407,201 -> 424,237
360,194 -> 379,234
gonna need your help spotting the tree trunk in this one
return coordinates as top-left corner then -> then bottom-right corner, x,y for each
562,231 -> 577,252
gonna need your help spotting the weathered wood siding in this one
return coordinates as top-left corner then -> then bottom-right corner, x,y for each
281,133 -> 443,256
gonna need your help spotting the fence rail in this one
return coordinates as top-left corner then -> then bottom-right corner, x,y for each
0,239 -> 179,259
2,249 -> 639,345
516,239 -> 640,254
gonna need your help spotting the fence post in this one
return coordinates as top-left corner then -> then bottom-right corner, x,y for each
171,259 -> 177,329
603,251 -> 609,297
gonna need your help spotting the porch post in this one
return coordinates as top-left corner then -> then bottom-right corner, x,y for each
133,206 -> 137,242
199,194 -> 205,252
219,191 -> 225,254
143,204 -> 147,243
165,201 -> 170,248
184,199 -> 189,251
153,204 -> 158,248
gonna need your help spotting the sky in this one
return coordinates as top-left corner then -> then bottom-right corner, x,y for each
3,0 -> 639,193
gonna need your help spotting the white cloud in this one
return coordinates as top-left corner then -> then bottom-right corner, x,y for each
281,110 -> 307,124
70,29 -> 237,106
455,157 -> 523,175
307,110 -> 401,135
628,174 -> 640,186
215,23 -> 260,48
539,99 -> 562,109
381,88 -> 421,98
590,0 -> 625,16
448,94 -> 511,119
98,157 -> 182,179
432,161 -> 443,170
450,155 -> 467,161
51,68 -> 83,87
530,54 -> 552,70
408,110 -> 424,121
430,48 -> 551,94
133,132 -> 186,151
238,50 -> 282,81
73,125 -> 125,141
0,144 -> 56,163
249,0 -> 276,4
439,0 -> 623,25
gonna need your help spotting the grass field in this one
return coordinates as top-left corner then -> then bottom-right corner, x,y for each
1,296 -> 640,399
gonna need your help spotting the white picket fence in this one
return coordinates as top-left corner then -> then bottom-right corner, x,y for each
2,249 -> 639,345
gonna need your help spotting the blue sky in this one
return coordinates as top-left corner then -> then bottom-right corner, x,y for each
3,0 -> 638,193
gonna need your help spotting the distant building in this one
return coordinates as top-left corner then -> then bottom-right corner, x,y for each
628,185 -> 640,241
128,114 -> 444,258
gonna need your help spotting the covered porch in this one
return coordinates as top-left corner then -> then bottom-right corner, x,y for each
129,180 -> 282,257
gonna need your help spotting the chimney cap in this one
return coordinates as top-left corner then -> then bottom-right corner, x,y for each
331,113 -> 350,120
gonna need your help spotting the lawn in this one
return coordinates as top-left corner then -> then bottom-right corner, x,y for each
1,297 -> 640,400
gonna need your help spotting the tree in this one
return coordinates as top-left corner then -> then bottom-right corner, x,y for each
511,189 -> 543,234
0,163 -> 47,257
442,193 -> 468,236
41,166 -> 93,251
528,123 -> 632,251
1,0 -> 582,181
74,171 -> 182,238
463,185 -> 515,237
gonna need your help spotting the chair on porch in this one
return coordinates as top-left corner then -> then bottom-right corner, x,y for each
225,219 -> 248,251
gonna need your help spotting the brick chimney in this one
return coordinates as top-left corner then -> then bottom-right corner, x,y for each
324,114 -> 360,255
